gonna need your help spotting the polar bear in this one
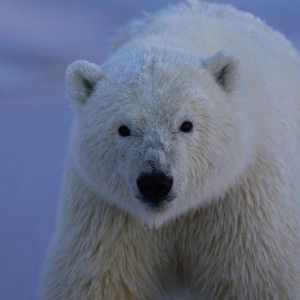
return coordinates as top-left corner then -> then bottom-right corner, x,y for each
41,1 -> 300,299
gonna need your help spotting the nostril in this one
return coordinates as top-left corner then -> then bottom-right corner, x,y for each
137,172 -> 173,205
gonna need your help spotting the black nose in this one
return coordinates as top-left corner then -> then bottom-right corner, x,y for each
137,172 -> 173,206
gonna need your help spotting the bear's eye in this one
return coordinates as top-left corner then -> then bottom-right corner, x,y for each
179,121 -> 193,133
118,125 -> 131,137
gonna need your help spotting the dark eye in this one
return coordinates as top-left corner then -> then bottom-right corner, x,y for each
180,121 -> 193,133
118,125 -> 131,137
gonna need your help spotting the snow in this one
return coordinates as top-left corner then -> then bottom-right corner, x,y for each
0,1 -> 299,299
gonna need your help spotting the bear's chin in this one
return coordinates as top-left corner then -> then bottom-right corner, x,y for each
135,211 -> 175,229
125,201 -> 184,229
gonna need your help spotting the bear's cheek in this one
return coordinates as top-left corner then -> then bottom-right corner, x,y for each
73,131 -> 115,179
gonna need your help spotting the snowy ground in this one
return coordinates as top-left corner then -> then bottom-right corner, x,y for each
1,1 -> 299,299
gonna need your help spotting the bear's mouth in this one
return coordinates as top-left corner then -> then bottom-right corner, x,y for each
136,194 -> 175,212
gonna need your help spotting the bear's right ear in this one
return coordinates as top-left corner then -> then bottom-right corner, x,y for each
66,60 -> 105,104
203,52 -> 238,93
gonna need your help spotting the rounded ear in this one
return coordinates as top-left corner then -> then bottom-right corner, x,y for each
204,51 -> 238,93
66,60 -> 105,104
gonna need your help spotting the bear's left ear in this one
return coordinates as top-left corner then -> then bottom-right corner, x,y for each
204,52 -> 238,93
66,60 -> 105,105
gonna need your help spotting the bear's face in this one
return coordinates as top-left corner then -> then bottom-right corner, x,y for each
66,48 -> 253,227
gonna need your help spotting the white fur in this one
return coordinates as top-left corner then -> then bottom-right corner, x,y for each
41,1 -> 300,299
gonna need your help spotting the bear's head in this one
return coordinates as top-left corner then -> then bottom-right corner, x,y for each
66,47 -> 254,228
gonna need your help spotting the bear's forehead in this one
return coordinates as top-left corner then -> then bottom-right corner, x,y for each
101,47 -> 207,110
104,47 -> 203,82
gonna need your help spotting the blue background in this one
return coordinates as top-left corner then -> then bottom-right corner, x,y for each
1,1 -> 299,299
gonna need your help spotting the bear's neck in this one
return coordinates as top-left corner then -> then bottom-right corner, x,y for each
53,153 -> 294,296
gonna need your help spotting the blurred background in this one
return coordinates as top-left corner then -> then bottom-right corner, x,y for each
1,0 -> 299,299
